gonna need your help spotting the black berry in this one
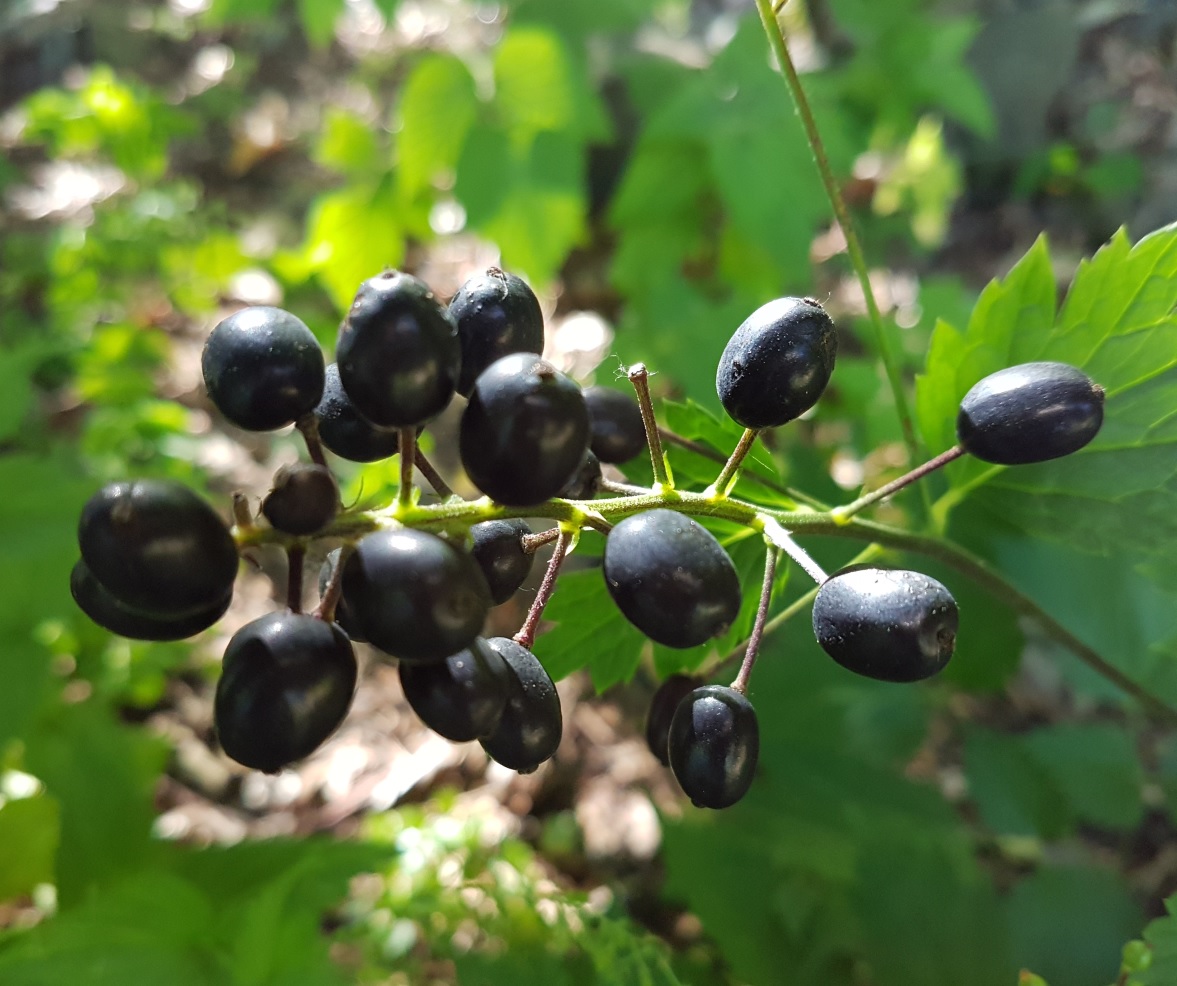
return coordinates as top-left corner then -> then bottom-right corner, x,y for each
202,306 -> 325,432
603,509 -> 741,649
470,519 -> 534,605
78,479 -> 238,617
70,559 -> 231,641
335,270 -> 460,427
668,685 -> 759,809
645,674 -> 700,767
399,637 -> 511,742
314,362 -> 401,462
449,268 -> 545,397
214,612 -> 357,773
459,353 -> 590,506
716,297 -> 837,429
811,568 -> 958,682
341,529 -> 491,663
956,361 -> 1104,465
478,637 -> 562,773
584,386 -> 647,464
558,448 -> 602,500
261,463 -> 339,536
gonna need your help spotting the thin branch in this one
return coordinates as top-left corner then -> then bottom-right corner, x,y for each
397,428 -> 417,510
515,530 -> 572,649
286,544 -> 305,614
628,364 -> 673,489
752,0 -> 921,467
833,446 -> 965,521
296,414 -> 328,467
708,427 -> 761,498
413,448 -> 453,499
732,547 -> 780,694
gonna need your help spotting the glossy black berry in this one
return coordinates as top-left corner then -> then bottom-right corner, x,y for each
78,479 -> 238,617
668,685 -> 759,809
812,568 -> 958,682
558,448 -> 602,500
335,270 -> 460,427
956,361 -> 1105,465
584,386 -> 647,464
716,297 -> 837,429
71,559 -> 231,641
645,674 -> 700,767
314,363 -> 401,462
478,637 -> 562,773
399,637 -> 512,742
470,519 -> 534,605
202,306 -> 325,432
341,529 -> 491,663
261,463 -> 339,536
459,353 -> 590,506
214,612 -> 357,773
449,268 -> 545,397
318,549 -> 365,643
603,509 -> 741,649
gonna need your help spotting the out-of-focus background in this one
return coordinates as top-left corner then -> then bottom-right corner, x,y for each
2,1 -> 1177,984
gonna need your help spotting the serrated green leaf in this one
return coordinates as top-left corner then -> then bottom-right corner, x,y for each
1138,894 -> 1177,986
396,55 -> 478,196
534,566 -> 647,690
0,795 -> 59,901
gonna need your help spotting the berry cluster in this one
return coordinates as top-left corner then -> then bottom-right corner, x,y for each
70,266 -> 1106,810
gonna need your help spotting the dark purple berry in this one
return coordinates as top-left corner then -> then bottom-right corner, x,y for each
261,463 -> 339,536
470,519 -> 533,605
449,268 -> 544,397
478,637 -> 562,773
335,270 -> 460,427
645,674 -> 700,767
584,386 -> 647,464
459,353 -> 590,506
668,685 -> 759,809
603,509 -> 741,649
716,297 -> 837,429
314,363 -> 401,462
399,638 -> 512,742
214,612 -> 357,773
202,306 -> 325,432
812,568 -> 958,682
956,361 -> 1104,465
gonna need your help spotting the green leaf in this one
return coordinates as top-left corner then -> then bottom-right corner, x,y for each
918,225 -> 1177,565
534,566 -> 647,691
0,870 -> 219,986
396,55 -> 478,197
297,182 -> 403,312
0,795 -> 60,901
296,0 -> 342,47
964,728 -> 1071,839
314,108 -> 380,176
25,703 -> 169,906
455,128 -> 585,284
1007,866 -> 1142,986
0,455 -> 93,747
1139,893 -> 1177,986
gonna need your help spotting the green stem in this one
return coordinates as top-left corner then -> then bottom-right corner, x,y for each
397,428 -> 417,511
752,0 -> 920,466
228,483 -> 1175,723
708,428 -> 761,498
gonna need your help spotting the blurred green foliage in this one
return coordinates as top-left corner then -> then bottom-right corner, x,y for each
0,0 -> 1174,984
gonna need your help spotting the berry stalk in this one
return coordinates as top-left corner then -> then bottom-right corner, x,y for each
296,413 -> 329,468
732,547 -> 779,695
627,363 -> 674,490
832,445 -> 966,522
397,427 -> 418,510
707,427 -> 761,499
515,528 -> 574,649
